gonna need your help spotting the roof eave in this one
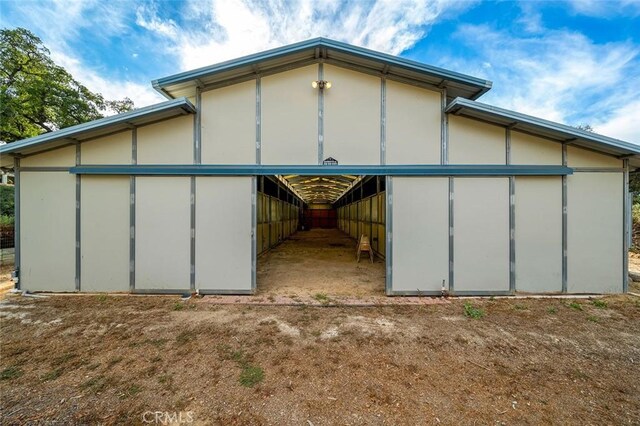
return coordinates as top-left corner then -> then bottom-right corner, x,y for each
0,97 -> 196,156
445,97 -> 640,160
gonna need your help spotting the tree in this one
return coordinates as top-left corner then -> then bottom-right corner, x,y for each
0,27 -> 134,143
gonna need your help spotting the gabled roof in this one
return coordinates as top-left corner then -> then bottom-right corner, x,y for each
446,98 -> 640,167
0,98 -> 195,160
152,37 -> 492,101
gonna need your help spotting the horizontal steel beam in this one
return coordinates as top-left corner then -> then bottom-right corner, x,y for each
70,164 -> 573,176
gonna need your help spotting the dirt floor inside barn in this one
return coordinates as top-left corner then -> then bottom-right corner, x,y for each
1,294 -> 639,425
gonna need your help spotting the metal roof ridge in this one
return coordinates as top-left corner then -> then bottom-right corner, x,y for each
0,97 -> 195,154
151,37 -> 492,98
446,97 -> 640,154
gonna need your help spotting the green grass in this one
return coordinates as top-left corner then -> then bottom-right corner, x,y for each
514,304 -> 529,311
587,315 -> 600,323
239,365 -> 264,387
173,302 -> 185,311
0,366 -> 23,381
41,368 -> 64,381
221,347 -> 265,388
547,306 -> 558,314
591,299 -> 608,309
313,293 -> 331,304
176,330 -> 195,344
463,303 -> 484,319
119,384 -> 142,399
568,302 -> 583,311
96,294 -> 108,302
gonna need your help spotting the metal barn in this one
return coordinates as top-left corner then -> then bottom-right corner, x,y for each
1,38 -> 637,296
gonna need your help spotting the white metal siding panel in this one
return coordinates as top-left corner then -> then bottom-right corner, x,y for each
137,115 -> 193,164
515,177 -> 562,292
196,177 -> 252,291
81,176 -> 129,291
324,64 -> 380,165
567,145 -> 622,168
201,81 -> 256,164
510,131 -> 562,165
136,177 -> 190,290
81,131 -> 132,165
567,173 -> 623,293
454,178 -> 509,291
20,172 -> 76,291
21,145 -> 76,167
262,65 -> 318,165
448,116 -> 506,164
386,80 -> 441,164
392,178 -> 449,292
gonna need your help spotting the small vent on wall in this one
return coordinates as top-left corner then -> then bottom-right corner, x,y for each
323,157 -> 338,166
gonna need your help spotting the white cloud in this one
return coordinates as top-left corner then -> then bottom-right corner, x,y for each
594,100 -> 640,144
567,0 -> 640,17
140,0 -> 476,70
446,24 -> 640,143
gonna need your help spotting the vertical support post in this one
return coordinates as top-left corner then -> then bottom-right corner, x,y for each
507,128 -> 515,293
195,87 -> 202,165
385,176 -> 393,295
623,159 -> 630,293
380,77 -> 386,165
190,177 -> 196,292
75,143 -> 81,292
317,63 -> 324,164
13,157 -> 20,290
129,128 -> 137,292
251,176 -> 257,293
256,77 -> 261,165
448,177 -> 454,293
441,88 -> 448,165
562,143 -> 568,293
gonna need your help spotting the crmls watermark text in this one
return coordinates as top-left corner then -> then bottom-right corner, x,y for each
142,411 -> 194,424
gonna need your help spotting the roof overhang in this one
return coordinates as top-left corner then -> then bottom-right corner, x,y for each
152,38 -> 492,101
445,98 -> 640,168
0,98 -> 196,162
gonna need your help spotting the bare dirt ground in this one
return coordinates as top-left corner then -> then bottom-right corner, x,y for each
1,294 -> 639,425
257,229 -> 385,297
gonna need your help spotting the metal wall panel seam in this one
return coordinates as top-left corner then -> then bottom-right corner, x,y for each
195,87 -> 202,165
190,88 -> 200,291
623,159 -> 629,293
440,88 -> 445,165
190,177 -> 196,291
442,88 -> 448,165
75,144 -> 81,291
507,128 -> 515,293
129,128 -> 137,292
448,177 -> 454,293
317,63 -> 324,165
385,176 -> 393,294
13,157 -> 20,290
252,176 -> 257,292
380,77 -> 386,165
562,144 -> 568,293
256,77 -> 261,165
509,176 -> 516,293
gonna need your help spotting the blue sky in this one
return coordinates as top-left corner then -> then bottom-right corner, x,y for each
1,0 -> 639,142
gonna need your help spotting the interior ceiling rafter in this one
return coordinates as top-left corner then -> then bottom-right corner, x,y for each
279,174 -> 360,203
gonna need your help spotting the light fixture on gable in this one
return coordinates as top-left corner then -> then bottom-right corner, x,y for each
311,80 -> 332,90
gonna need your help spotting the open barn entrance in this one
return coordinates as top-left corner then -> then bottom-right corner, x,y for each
256,175 -> 386,297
